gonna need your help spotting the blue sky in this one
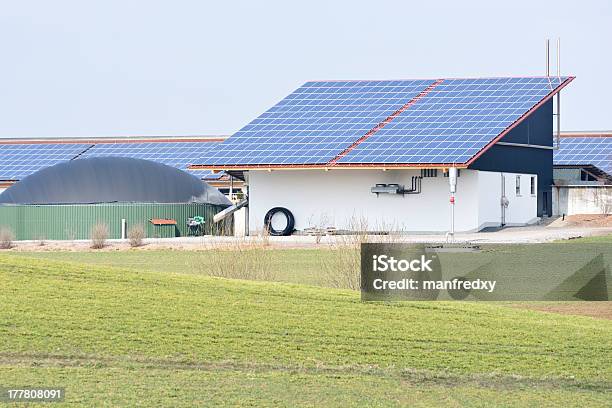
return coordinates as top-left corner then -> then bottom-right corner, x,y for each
1,0 -> 610,138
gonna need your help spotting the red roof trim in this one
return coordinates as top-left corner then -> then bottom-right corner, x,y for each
327,79 -> 444,165
189,162 -> 469,170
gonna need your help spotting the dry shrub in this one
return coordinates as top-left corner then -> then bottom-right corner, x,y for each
65,228 -> 77,242
127,223 -> 145,247
321,218 -> 368,290
307,213 -> 331,245
212,217 -> 234,236
322,217 -> 405,290
201,235 -> 274,281
258,229 -> 270,247
90,222 -> 109,249
0,226 -> 15,249
34,234 -> 46,247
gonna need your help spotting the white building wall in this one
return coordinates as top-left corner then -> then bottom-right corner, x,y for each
553,186 -> 612,215
502,173 -> 539,226
477,171 -> 502,228
233,207 -> 248,237
248,169 -> 538,233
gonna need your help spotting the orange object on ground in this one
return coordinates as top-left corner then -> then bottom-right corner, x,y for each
150,218 -> 177,225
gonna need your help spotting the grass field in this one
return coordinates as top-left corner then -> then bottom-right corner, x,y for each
560,234 -> 612,243
1,253 -> 611,406
13,248 -> 332,285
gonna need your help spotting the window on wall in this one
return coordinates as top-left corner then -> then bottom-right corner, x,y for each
530,176 -> 536,195
515,175 -> 521,196
421,169 -> 437,178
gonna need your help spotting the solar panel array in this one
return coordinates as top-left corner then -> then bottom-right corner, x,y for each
554,137 -> 612,175
339,77 -> 568,164
78,142 -> 222,178
0,141 -> 222,180
0,143 -> 93,180
202,80 -> 434,165
198,76 -> 570,167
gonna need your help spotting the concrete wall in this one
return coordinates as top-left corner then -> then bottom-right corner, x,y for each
553,168 -> 582,183
553,186 -> 612,215
233,207 -> 248,237
248,169 -> 537,233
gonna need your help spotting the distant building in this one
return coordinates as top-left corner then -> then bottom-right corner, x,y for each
553,132 -> 612,215
0,135 -> 244,197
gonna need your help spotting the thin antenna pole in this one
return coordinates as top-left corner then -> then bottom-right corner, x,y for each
557,38 -> 561,77
557,92 -> 561,149
546,39 -> 550,77
556,38 -> 561,149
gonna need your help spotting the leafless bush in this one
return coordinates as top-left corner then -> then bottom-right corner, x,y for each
320,217 -> 368,290
212,217 -> 234,236
253,228 -> 270,247
0,227 -> 15,249
34,234 -> 46,247
321,217 -> 405,290
90,222 -> 109,249
200,235 -> 274,281
127,223 -> 145,247
65,228 -> 77,242
307,213 -> 331,244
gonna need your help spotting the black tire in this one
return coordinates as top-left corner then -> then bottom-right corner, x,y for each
263,207 -> 295,236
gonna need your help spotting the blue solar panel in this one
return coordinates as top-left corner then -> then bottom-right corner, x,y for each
78,142 -> 222,179
339,77 -> 570,164
201,80 -> 435,165
196,76 -> 571,167
554,137 -> 612,175
0,143 -> 92,180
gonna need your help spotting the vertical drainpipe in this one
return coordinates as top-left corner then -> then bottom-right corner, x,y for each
245,175 -> 250,236
229,175 -> 234,200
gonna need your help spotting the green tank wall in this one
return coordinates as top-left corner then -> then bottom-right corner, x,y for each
0,203 -> 231,240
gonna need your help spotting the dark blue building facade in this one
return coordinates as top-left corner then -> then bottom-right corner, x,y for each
469,99 -> 554,216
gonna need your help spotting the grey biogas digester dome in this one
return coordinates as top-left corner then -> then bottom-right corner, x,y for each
0,157 -> 232,240
0,157 -> 231,206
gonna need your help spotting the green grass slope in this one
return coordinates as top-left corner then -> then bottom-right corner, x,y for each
14,249 -> 330,285
1,254 -> 611,406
